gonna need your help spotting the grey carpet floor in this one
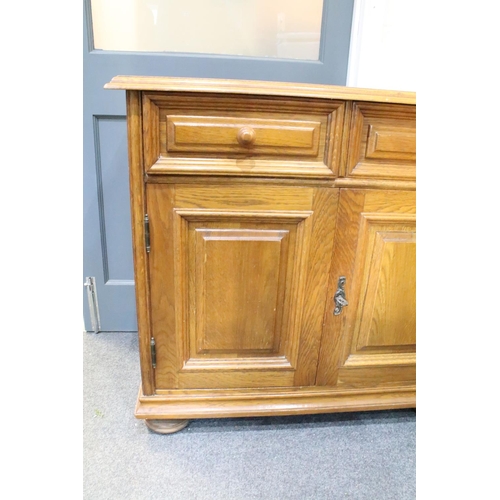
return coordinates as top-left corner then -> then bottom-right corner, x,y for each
83,331 -> 416,500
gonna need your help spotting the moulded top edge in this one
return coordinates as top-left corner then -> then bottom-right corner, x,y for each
103,76 -> 416,105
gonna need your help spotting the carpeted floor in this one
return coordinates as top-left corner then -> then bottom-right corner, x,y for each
83,331 -> 416,500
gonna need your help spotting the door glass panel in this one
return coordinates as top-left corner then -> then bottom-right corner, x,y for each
91,0 -> 324,60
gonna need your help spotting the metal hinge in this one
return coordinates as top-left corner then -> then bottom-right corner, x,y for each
84,277 -> 101,333
145,214 -> 150,253
150,337 -> 156,368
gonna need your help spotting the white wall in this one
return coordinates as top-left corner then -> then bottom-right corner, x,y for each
347,0 -> 417,91
91,0 -> 323,60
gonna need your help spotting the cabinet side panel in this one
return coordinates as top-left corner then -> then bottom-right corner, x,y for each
127,90 -> 155,395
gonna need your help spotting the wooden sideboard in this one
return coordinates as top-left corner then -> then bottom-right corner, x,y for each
105,76 -> 416,434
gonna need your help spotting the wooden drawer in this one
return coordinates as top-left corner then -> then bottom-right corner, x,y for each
345,102 -> 416,180
142,92 -> 346,178
166,115 -> 321,157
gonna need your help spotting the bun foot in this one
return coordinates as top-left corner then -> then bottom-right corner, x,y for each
144,419 -> 189,434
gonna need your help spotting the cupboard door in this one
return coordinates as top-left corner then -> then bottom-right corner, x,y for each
317,189 -> 416,388
147,183 -> 338,390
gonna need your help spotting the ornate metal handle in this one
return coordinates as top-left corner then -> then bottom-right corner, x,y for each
333,276 -> 348,315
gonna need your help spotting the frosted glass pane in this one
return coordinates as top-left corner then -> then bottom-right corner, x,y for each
91,0 -> 324,60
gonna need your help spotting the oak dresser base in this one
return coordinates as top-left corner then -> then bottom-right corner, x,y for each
135,385 -> 416,423
104,76 -> 417,434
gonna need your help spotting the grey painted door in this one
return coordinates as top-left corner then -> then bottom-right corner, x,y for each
83,0 -> 355,332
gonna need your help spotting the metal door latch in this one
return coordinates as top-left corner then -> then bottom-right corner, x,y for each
84,276 -> 101,333
333,276 -> 349,316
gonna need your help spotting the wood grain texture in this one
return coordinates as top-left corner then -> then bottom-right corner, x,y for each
148,183 -> 333,390
148,158 -> 335,179
147,183 -> 179,389
294,188 -> 339,386
316,190 -> 416,389
115,80 -> 417,422
177,371 -> 295,390
337,100 -> 353,177
354,222 -> 416,350
173,206 -> 313,388
141,93 -> 343,178
195,228 -> 288,353
365,126 -> 415,160
333,177 -> 415,191
336,366 -> 416,388
345,103 -> 416,181
142,93 -> 160,170
146,173 -> 416,191
105,76 -> 416,105
325,102 -> 346,177
135,384 -> 415,419
166,115 -> 321,156
174,209 -> 311,364
363,189 -> 416,213
344,352 -> 415,367
174,184 -> 313,211
126,91 -> 155,395
316,189 -> 365,386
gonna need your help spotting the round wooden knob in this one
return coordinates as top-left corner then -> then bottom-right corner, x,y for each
237,126 -> 256,147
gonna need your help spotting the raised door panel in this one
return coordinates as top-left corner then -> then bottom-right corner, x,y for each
195,228 -> 288,353
148,184 -> 337,390
316,189 -> 416,388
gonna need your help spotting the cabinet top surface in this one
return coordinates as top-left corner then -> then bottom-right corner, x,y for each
104,76 -> 416,105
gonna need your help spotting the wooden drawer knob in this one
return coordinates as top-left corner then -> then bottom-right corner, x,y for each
237,126 -> 256,147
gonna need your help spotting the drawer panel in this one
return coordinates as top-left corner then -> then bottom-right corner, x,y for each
142,92 -> 345,178
365,125 -> 416,161
346,102 -> 416,180
166,115 -> 321,157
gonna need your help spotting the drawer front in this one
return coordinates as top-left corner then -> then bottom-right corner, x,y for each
346,102 -> 416,180
166,115 -> 321,157
142,92 -> 345,178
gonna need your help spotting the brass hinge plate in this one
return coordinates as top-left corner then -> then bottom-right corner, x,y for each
150,337 -> 156,368
144,214 -> 150,253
